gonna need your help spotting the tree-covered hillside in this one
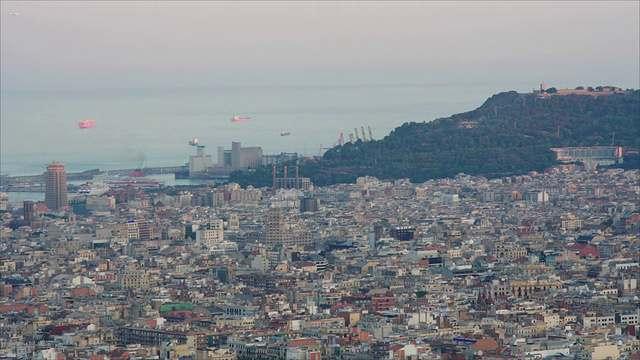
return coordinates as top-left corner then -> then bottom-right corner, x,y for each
230,90 -> 639,187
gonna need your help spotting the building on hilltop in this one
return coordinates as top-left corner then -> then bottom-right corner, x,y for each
537,84 -> 625,98
550,146 -> 623,170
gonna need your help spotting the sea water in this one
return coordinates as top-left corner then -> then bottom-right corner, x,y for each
1,82 -> 532,177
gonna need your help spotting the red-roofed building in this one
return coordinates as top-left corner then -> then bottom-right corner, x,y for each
470,338 -> 500,352
511,257 -> 528,264
0,304 -> 49,315
289,338 -> 316,348
578,245 -> 600,259
565,243 -> 585,251
105,348 -> 131,360
49,324 -> 85,336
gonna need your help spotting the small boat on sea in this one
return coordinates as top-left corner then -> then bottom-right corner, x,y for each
231,115 -> 251,122
78,120 -> 95,129
280,132 -> 290,136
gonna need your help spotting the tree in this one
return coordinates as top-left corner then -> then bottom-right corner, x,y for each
227,90 -> 639,187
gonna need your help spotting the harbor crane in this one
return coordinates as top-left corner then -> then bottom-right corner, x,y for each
318,144 -> 333,157
318,133 -> 344,156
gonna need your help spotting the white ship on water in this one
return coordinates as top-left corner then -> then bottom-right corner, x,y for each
92,170 -> 164,189
75,182 -> 111,196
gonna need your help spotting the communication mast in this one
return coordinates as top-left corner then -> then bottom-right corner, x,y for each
611,132 -> 615,146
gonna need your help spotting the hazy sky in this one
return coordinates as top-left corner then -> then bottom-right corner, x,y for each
1,1 -> 639,91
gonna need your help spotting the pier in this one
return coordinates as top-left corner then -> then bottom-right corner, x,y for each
0,165 -> 189,190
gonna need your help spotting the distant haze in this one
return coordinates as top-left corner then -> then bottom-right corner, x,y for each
1,1 -> 639,91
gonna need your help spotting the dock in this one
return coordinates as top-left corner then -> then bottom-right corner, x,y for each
0,165 -> 189,190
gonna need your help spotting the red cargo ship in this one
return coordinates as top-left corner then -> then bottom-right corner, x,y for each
231,115 -> 251,122
78,120 -> 95,129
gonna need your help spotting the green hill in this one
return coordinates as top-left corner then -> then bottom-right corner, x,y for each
231,89 -> 640,187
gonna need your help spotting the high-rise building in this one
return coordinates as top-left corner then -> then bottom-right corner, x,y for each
299,197 -> 319,213
23,201 -> 35,222
265,208 -> 286,247
374,224 -> 385,241
263,208 -> 313,248
220,142 -> 263,169
44,162 -> 68,211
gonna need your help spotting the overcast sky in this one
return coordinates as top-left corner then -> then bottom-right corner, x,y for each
1,1 -> 638,91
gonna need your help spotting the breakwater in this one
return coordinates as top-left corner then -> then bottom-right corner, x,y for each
1,166 -> 189,187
